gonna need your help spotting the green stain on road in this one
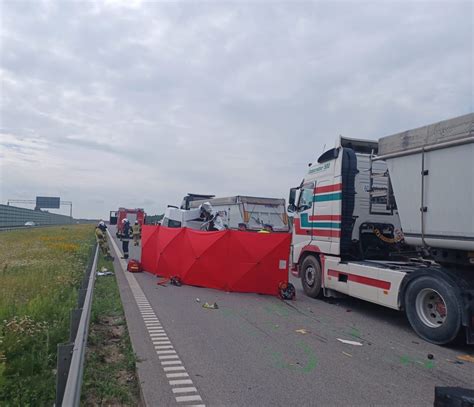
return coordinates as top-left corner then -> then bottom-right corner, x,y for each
263,303 -> 291,318
399,355 -> 435,369
270,342 -> 318,373
221,308 -> 237,318
348,327 -> 361,339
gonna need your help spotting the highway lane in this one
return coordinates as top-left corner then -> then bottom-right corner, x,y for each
109,226 -> 474,406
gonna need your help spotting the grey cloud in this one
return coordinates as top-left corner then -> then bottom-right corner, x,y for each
1,0 -> 472,217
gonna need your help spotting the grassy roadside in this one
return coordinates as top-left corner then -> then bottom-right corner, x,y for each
82,253 -> 141,406
0,225 -> 95,405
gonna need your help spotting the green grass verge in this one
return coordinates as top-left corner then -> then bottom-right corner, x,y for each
81,254 -> 140,406
0,225 -> 95,405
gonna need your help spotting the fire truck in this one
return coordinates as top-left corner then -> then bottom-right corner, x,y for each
110,208 -> 146,237
288,113 -> 474,344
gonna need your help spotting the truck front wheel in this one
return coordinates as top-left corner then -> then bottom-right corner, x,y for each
301,255 -> 322,298
404,276 -> 462,345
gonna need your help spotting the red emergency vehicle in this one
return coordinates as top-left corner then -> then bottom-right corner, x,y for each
111,208 -> 146,236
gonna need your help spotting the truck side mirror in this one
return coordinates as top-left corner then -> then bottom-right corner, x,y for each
288,188 -> 298,213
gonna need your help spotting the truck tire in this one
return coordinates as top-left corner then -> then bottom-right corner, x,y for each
301,255 -> 322,298
404,276 -> 462,345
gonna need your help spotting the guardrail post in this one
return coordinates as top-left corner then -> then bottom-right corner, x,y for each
55,343 -> 74,406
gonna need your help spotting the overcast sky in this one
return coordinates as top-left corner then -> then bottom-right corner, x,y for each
0,0 -> 472,219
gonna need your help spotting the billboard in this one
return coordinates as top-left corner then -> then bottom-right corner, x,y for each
36,196 -> 60,209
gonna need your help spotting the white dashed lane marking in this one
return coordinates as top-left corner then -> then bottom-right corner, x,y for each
108,231 -> 205,406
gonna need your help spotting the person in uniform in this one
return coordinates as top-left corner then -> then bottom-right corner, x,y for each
120,218 -> 132,259
200,202 -> 225,231
132,220 -> 141,246
95,221 -> 113,260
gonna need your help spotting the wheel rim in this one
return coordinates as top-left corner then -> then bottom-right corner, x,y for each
415,288 -> 447,328
305,266 -> 315,287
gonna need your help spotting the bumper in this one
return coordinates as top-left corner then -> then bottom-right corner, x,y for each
290,264 -> 299,277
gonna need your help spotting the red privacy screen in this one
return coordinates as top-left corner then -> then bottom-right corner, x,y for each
141,225 -> 291,296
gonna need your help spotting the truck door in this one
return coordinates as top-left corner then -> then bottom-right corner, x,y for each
293,182 -> 315,261
109,211 -> 118,225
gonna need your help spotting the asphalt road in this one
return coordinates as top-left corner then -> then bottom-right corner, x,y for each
109,226 -> 474,406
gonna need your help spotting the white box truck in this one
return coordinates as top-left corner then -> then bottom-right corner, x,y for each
289,113 -> 474,344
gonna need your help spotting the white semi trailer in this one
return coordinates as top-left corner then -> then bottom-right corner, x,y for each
289,113 -> 474,344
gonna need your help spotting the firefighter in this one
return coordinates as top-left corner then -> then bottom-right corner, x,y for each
120,218 -> 132,259
200,202 -> 225,231
95,222 -> 113,260
98,220 -> 107,233
132,220 -> 141,246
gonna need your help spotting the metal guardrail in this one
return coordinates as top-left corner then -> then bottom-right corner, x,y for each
55,244 -> 99,406
0,225 -> 62,232
0,226 -> 32,232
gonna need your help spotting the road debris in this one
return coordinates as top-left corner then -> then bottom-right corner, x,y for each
97,271 -> 114,276
295,328 -> 309,335
337,338 -> 363,346
342,351 -> 352,357
196,298 -> 201,302
278,282 -> 296,300
202,302 -> 219,310
427,354 -> 434,360
456,354 -> 474,363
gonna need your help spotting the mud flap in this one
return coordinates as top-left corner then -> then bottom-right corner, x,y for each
463,289 -> 474,345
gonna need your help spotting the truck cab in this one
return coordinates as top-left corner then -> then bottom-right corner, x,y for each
289,137 -> 402,267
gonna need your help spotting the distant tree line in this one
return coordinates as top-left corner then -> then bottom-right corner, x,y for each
145,214 -> 164,225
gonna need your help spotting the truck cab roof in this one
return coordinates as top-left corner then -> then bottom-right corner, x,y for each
339,136 -> 378,155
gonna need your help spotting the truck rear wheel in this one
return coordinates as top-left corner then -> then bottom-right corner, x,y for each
301,255 -> 322,298
404,276 -> 462,345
